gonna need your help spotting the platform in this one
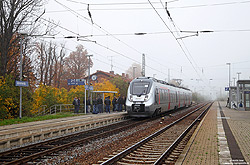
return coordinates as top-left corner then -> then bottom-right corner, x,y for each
0,112 -> 128,151
177,102 -> 250,165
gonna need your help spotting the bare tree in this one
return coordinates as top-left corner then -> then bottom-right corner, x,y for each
126,63 -> 142,79
34,41 -> 67,87
0,0 -> 44,77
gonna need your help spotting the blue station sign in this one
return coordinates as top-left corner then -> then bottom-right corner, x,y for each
67,79 -> 85,85
85,85 -> 93,90
15,81 -> 29,87
225,87 -> 230,91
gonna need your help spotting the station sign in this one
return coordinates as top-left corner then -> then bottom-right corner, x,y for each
15,81 -> 29,87
225,87 -> 230,91
85,85 -> 93,90
67,79 -> 85,85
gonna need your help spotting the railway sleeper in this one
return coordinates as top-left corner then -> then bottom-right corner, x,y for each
130,152 -> 159,157
126,155 -> 158,160
134,150 -> 162,155
136,148 -> 165,153
121,157 -> 155,163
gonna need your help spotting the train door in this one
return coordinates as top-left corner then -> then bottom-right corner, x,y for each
155,88 -> 159,104
177,91 -> 180,108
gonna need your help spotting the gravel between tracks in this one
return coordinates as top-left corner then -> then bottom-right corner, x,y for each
40,108 -> 195,164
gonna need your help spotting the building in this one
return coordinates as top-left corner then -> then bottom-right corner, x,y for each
236,80 -> 250,111
84,70 -> 132,85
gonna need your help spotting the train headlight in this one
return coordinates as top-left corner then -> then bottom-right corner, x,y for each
129,95 -> 133,101
144,95 -> 149,101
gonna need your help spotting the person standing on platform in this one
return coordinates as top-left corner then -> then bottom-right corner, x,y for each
86,97 -> 91,113
122,96 -> 126,111
104,96 -> 111,113
112,96 -> 117,111
118,96 -> 123,112
97,95 -> 103,113
92,97 -> 97,114
73,97 -> 80,114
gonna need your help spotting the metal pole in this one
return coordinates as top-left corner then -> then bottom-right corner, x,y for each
85,89 -> 86,114
228,63 -> 231,87
141,54 -> 145,77
133,66 -> 137,79
237,72 -> 241,81
19,35 -> 23,119
226,63 -> 231,108
85,54 -> 93,114
233,77 -> 236,86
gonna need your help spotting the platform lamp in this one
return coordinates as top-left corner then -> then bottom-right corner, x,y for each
237,72 -> 241,81
226,63 -> 231,88
226,63 -> 231,108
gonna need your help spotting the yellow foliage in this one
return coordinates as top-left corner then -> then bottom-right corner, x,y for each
93,79 -> 120,100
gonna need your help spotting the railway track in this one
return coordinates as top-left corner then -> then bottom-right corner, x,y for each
0,118 -> 145,165
99,102 -> 212,164
0,103 -> 202,164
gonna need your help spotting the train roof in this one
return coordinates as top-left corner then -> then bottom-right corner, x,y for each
135,77 -> 191,91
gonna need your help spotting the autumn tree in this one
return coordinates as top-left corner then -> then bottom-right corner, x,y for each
0,75 -> 33,119
94,78 -> 120,100
63,45 -> 92,80
0,0 -> 44,78
126,63 -> 142,79
110,76 -> 129,97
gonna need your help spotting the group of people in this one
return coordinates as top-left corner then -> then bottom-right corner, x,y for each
72,95 -> 126,114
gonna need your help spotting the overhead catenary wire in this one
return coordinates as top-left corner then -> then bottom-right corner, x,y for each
46,0 -> 250,12
36,8 -> 172,78
41,0 -> 248,89
52,0 -> 179,77
147,0 -> 202,80
52,0 -> 250,81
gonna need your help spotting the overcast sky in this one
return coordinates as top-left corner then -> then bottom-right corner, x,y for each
42,0 -> 250,99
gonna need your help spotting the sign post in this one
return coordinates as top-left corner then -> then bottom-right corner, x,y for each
84,85 -> 94,114
15,81 -> 29,119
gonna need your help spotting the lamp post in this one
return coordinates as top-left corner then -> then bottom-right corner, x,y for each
226,63 -> 231,108
237,72 -> 241,81
226,63 -> 231,87
85,54 -> 93,114
233,77 -> 236,86
19,34 -> 24,119
86,54 -> 93,87
133,66 -> 137,79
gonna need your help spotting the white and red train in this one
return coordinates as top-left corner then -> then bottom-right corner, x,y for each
126,77 -> 192,117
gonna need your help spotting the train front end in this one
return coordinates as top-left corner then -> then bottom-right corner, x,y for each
126,78 -> 155,117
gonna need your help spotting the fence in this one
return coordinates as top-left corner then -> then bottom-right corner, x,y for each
34,104 -> 85,116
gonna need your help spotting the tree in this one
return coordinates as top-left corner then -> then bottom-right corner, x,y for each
93,79 -> 120,100
34,41 -> 66,88
110,76 -> 129,97
0,75 -> 33,119
126,63 -> 142,79
63,45 -> 92,80
0,0 -> 44,77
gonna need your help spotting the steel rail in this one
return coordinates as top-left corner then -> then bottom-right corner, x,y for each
1,118 -> 141,164
154,102 -> 213,164
1,109 -> 176,165
100,103 -> 209,165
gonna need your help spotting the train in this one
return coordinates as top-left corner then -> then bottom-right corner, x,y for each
126,77 -> 192,117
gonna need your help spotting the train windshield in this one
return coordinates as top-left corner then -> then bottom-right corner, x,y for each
131,81 -> 152,95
